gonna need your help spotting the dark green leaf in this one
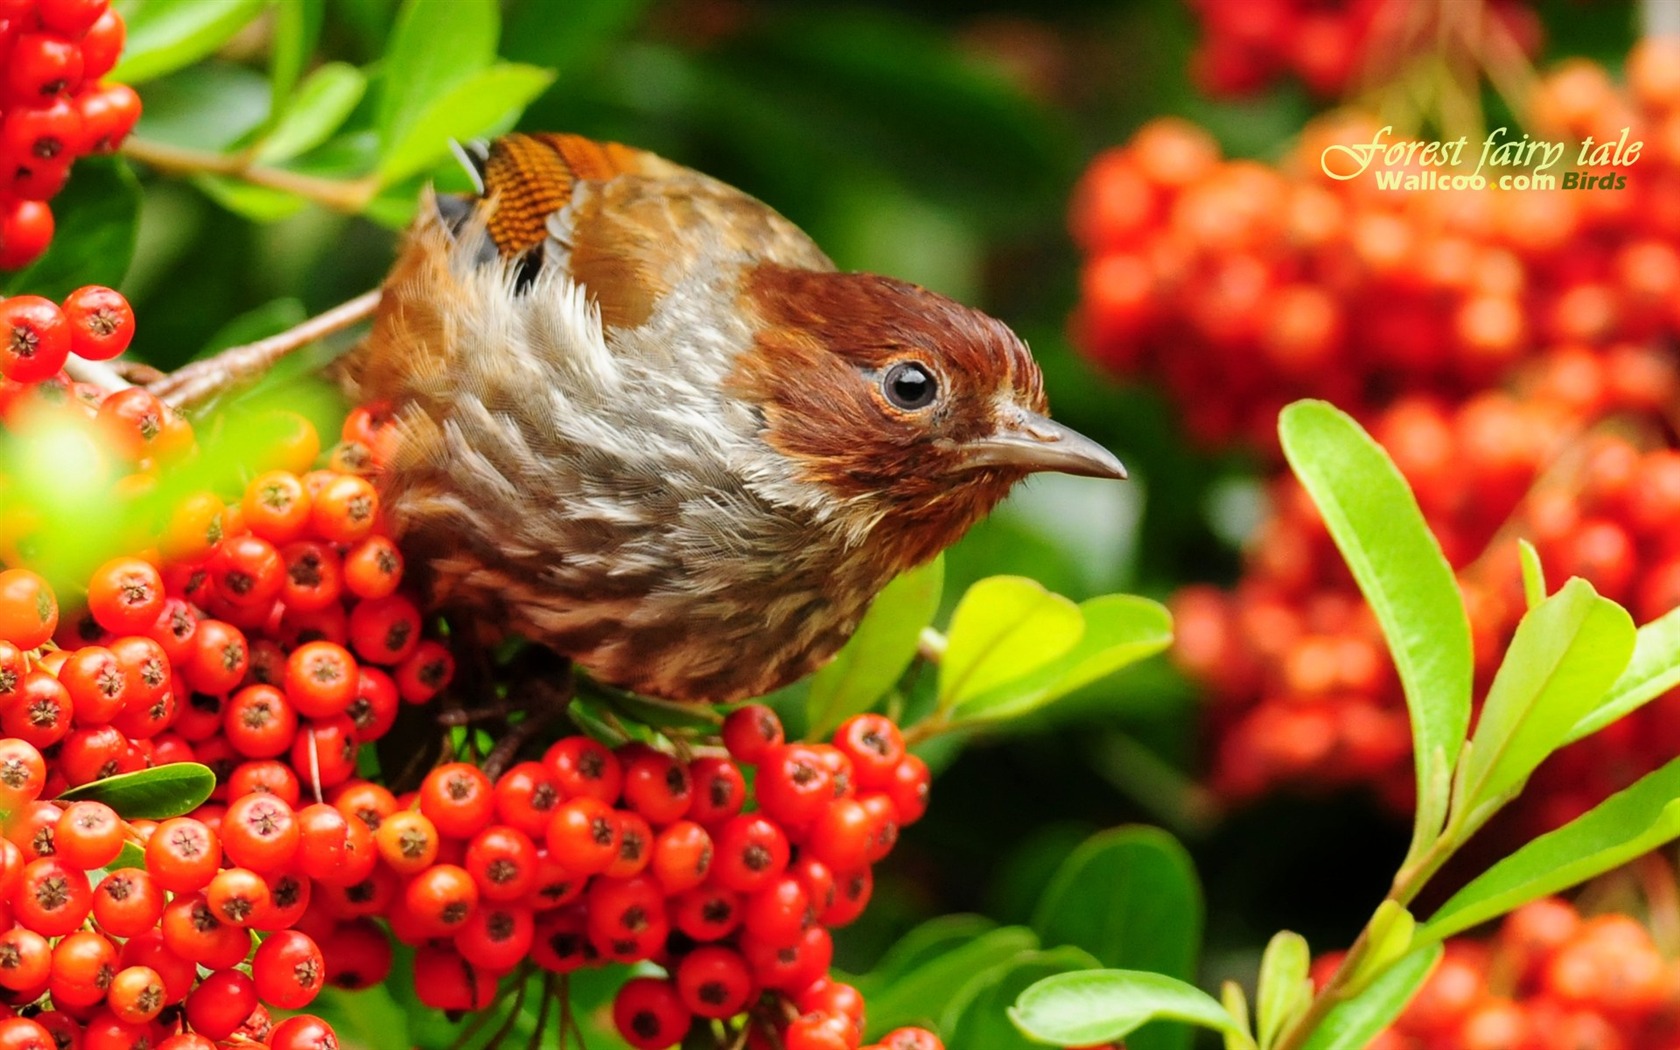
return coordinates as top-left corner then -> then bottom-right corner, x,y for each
950,594 -> 1172,723
1031,827 -> 1202,1050
1425,756 -> 1680,941
1457,578 -> 1635,824
1279,400 -> 1472,857
111,0 -> 269,84
1009,970 -> 1242,1047
1568,603 -> 1680,744
377,0 -> 497,152
256,64 -> 369,165
1297,944 -> 1441,1050
376,63 -> 555,184
807,556 -> 943,737
942,948 -> 1103,1050
862,926 -> 1040,1036
108,843 -> 145,871
59,763 -> 216,819
939,576 -> 1082,711
4,159 -> 141,300
849,914 -> 1000,993
269,0 -> 325,114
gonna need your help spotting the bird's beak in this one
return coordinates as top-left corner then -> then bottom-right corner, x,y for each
960,409 -> 1127,480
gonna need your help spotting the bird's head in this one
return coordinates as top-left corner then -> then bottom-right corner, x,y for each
732,265 -> 1125,572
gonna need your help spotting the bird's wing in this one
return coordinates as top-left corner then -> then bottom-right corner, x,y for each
447,133 -> 833,329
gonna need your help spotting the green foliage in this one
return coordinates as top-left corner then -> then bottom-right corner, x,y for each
1568,603 -> 1680,744
807,556 -> 944,738
112,0 -> 268,84
1453,579 -> 1635,830
941,948 -> 1103,1050
1424,756 -> 1680,941
854,923 -> 1040,1037
1277,400 -> 1472,863
1031,827 -> 1202,1050
59,763 -> 217,819
1255,933 -> 1312,1050
1295,945 -> 1441,1050
253,64 -> 368,165
1009,970 -> 1248,1048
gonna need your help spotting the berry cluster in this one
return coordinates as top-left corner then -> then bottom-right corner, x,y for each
1185,0 -> 1540,100
0,284 -> 133,384
597,705 -> 934,1050
1324,897 -> 1680,1049
1070,40 -> 1680,451
0,0 -> 140,270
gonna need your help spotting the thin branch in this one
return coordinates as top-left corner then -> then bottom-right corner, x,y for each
147,289 -> 381,410
121,137 -> 380,213
62,356 -> 133,393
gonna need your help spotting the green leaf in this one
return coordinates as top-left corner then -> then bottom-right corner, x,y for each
849,913 -> 1000,992
59,763 -> 216,820
939,576 -> 1082,712
504,0 -> 652,82
255,64 -> 368,165
1278,400 -> 1472,857
862,926 -> 1040,1036
1456,578 -> 1636,825
1298,944 -> 1441,1050
3,159 -> 141,300
807,556 -> 943,737
942,948 -> 1104,1050
1256,932 -> 1311,1050
1519,539 -> 1546,609
377,0 -> 498,153
1344,902 -> 1415,996
375,63 -> 556,185
1568,603 -> 1680,744
1031,827 -> 1201,1050
1424,755 -> 1680,941
111,0 -> 270,84
194,176 -> 310,222
950,594 -> 1172,723
1009,970 -> 1243,1047
269,0 -> 324,115
1222,982 -> 1255,1050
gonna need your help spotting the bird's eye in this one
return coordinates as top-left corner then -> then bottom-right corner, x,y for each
883,362 -> 937,410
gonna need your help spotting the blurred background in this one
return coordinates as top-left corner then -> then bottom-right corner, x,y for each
91,0 -> 1672,1029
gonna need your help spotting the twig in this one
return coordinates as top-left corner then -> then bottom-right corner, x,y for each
916,627 -> 946,663
147,290 -> 381,410
121,137 -> 381,213
62,356 -> 132,393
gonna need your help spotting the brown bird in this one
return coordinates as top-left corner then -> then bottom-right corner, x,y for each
333,132 -> 1125,702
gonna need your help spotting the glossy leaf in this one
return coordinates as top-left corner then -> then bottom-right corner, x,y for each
377,0 -> 498,153
1279,400 -> 1472,855
1567,603 -> 1680,744
1010,970 -> 1242,1047
1298,944 -> 1441,1050
59,763 -> 216,820
863,926 -> 1040,1036
950,594 -> 1172,723
3,159 -> 141,300
256,63 -> 368,165
1456,578 -> 1635,824
807,556 -> 943,737
1031,827 -> 1201,1050
376,63 -> 556,185
939,576 -> 1082,712
1256,932 -> 1311,1050
111,0 -> 269,84
941,947 -> 1102,1050
1425,756 -> 1680,941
